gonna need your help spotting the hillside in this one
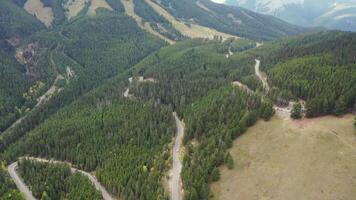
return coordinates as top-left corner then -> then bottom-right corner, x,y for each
248,31 -> 356,117
0,1 -> 355,200
154,0 -> 309,40
219,0 -> 356,31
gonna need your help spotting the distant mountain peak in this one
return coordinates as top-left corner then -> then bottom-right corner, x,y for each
217,0 -> 356,31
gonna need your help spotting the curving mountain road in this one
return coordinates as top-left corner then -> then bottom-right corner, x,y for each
254,59 -> 270,92
8,158 -> 114,200
8,162 -> 36,200
171,112 -> 185,200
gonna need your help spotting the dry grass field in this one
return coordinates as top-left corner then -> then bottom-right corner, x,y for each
143,0 -> 235,40
64,0 -> 88,20
211,114 -> 356,200
24,0 -> 54,27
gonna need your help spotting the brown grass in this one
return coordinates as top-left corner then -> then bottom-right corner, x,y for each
211,114 -> 356,200
144,0 -> 236,40
24,0 -> 54,27
64,0 -> 88,20
121,0 -> 174,44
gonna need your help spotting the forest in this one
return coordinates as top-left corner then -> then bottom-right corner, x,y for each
17,159 -> 102,200
133,0 -> 184,41
2,70 -> 175,199
0,1 -> 355,199
249,31 -> 356,117
0,7 -> 166,153
0,163 -> 24,200
159,0 -> 309,40
129,39 -> 273,199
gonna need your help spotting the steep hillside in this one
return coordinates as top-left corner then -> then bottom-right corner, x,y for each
221,0 -> 356,31
0,7 -> 165,151
0,0 -> 44,40
248,31 -> 356,117
156,0 -> 309,40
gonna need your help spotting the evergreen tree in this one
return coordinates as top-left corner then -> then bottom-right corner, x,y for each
225,153 -> 234,169
291,102 -> 302,119
334,96 -> 347,116
211,167 -> 220,182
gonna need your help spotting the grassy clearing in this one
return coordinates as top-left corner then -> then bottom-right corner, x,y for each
211,114 -> 356,200
64,0 -> 88,20
143,0 -> 235,40
24,0 -> 54,27
121,0 -> 174,44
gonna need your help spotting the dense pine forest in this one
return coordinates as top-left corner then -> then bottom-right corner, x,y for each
249,32 -> 356,117
0,2 -> 166,153
0,163 -> 24,200
159,0 -> 310,40
0,0 -> 355,199
17,159 -> 102,200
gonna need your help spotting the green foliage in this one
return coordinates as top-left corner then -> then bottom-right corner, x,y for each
4,80 -> 174,200
133,0 -> 184,41
17,159 -> 102,200
0,0 -> 44,39
0,11 -> 165,152
291,102 -> 302,119
0,164 -> 24,200
105,0 -> 125,12
251,31 -> 356,117
0,48 -> 29,132
182,87 -> 266,200
224,153 -> 234,169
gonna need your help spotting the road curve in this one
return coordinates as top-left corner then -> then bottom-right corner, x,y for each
8,158 -> 114,200
254,59 -> 270,92
171,112 -> 185,200
8,162 -> 36,200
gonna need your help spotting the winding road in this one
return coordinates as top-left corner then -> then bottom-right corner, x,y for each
8,158 -> 114,200
171,112 -> 185,200
254,59 -> 270,92
8,162 -> 36,200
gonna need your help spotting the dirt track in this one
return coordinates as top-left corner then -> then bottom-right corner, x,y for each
8,157 -> 114,200
170,112 -> 185,200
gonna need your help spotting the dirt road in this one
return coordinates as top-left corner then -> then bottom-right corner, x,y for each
8,162 -> 36,200
8,157 -> 114,200
254,59 -> 270,92
171,112 -> 185,200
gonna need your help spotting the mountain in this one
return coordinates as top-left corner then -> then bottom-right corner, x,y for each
1,0 -> 355,200
217,0 -> 356,31
155,0 -> 310,40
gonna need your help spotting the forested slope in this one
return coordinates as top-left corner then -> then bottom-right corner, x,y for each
0,8 -> 165,151
129,38 -> 274,199
2,38 -> 270,200
0,163 -> 24,200
157,0 -> 310,40
248,31 -> 356,117
17,159 -> 102,200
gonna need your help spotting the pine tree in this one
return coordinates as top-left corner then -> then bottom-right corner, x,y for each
291,102 -> 302,119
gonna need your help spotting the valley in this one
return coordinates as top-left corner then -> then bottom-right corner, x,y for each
0,1 -> 355,200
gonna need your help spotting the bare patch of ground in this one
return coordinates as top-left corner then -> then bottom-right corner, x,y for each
64,0 -> 88,20
144,0 -> 236,40
24,0 -> 54,27
87,0 -> 113,16
121,0 -> 174,44
211,114 -> 356,200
